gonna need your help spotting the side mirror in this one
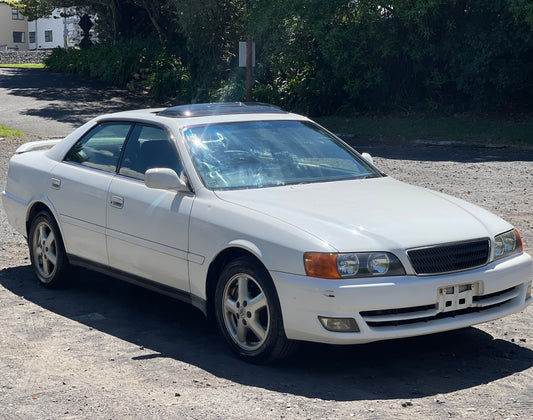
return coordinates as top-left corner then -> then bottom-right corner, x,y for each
361,152 -> 374,166
145,168 -> 190,192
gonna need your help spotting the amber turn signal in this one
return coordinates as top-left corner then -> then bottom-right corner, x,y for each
304,253 -> 341,279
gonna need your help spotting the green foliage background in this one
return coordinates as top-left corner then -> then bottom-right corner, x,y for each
33,0 -> 533,115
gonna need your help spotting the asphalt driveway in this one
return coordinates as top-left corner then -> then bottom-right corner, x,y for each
0,67 -> 153,137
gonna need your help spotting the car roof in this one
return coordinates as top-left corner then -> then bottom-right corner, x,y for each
94,102 -> 308,127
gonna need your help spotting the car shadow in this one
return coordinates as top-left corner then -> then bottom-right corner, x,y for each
1,265 -> 531,402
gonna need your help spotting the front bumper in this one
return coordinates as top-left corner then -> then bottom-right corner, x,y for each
272,252 -> 533,344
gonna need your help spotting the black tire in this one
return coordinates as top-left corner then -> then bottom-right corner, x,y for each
28,210 -> 70,289
214,256 -> 297,363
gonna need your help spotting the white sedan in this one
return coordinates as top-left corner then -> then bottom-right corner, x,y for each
3,103 -> 532,363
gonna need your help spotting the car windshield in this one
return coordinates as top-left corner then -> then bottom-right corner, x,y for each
182,120 -> 381,190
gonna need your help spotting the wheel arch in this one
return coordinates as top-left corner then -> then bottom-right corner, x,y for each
25,200 -> 61,238
205,245 -> 270,322
26,200 -> 71,288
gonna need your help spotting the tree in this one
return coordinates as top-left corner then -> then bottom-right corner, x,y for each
17,0 -> 533,112
7,0 -> 56,20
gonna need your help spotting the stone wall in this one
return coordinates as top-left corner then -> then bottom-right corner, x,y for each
0,50 -> 52,65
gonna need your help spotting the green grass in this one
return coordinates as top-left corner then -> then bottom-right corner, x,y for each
316,115 -> 533,145
0,126 -> 24,137
0,63 -> 45,69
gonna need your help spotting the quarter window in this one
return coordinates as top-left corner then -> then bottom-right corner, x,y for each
64,123 -> 132,172
119,125 -> 182,180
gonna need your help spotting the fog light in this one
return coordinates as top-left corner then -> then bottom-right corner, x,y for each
526,283 -> 532,300
318,316 -> 360,332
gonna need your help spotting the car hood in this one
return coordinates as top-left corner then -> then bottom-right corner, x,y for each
214,177 -> 510,252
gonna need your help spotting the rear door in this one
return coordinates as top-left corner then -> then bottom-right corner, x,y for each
105,124 -> 193,292
48,122 -> 132,265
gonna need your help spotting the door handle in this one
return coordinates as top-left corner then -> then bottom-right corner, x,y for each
110,195 -> 124,209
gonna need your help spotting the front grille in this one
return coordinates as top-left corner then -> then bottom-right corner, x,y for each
407,239 -> 490,275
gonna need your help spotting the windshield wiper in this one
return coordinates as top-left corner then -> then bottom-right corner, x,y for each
359,174 -> 381,179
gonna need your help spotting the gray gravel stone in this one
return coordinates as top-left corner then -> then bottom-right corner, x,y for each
0,50 -> 52,65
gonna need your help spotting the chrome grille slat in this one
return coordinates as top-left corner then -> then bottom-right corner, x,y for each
408,239 -> 490,275
361,307 -> 438,323
474,287 -> 520,307
361,286 -> 518,328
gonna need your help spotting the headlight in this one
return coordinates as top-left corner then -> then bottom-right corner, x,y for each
494,229 -> 523,260
304,252 -> 406,279
337,253 -> 360,276
367,252 -> 390,274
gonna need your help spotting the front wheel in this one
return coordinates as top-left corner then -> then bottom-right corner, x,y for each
28,211 -> 70,288
214,256 -> 296,363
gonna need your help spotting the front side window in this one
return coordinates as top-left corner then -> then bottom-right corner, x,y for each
45,30 -> 53,42
183,120 -> 381,190
64,123 -> 132,172
13,32 -> 25,43
119,124 -> 182,180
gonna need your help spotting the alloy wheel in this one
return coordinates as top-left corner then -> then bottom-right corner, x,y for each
221,273 -> 271,351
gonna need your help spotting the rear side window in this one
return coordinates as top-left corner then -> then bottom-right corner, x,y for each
64,123 -> 132,172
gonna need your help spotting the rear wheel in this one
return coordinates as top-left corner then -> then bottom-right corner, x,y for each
28,211 -> 70,288
215,256 -> 296,363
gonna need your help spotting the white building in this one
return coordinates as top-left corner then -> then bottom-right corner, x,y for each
28,8 -> 96,50
0,2 -> 97,51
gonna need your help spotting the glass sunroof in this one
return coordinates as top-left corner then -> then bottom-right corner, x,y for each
157,102 -> 287,118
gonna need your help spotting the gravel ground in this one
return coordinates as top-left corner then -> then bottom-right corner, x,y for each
0,69 -> 532,418
1,135 -> 531,419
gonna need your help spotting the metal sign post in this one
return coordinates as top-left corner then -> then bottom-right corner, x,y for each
239,40 -> 255,102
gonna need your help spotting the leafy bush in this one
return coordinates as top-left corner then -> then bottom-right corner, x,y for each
45,38 -> 193,101
147,50 -> 191,98
42,0 -> 533,114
